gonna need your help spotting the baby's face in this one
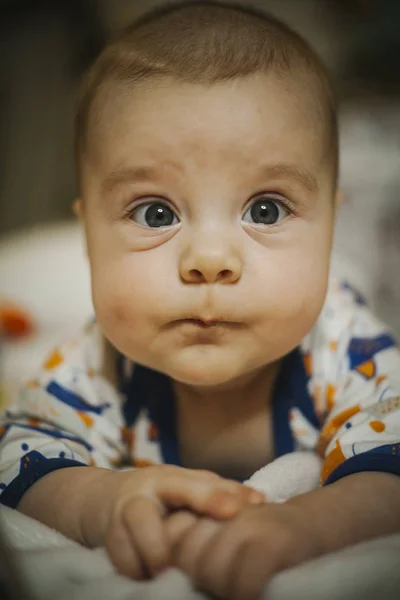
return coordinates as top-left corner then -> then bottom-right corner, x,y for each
80,74 -> 336,389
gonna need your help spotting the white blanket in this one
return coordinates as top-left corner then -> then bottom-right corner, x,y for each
1,452 -> 400,600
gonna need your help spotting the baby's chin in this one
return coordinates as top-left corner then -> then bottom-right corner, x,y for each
155,345 -> 260,388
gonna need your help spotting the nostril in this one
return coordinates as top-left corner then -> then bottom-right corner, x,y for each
184,268 -> 237,283
189,269 -> 203,281
218,269 -> 231,280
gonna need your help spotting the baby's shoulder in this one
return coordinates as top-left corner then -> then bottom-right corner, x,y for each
29,320 -> 115,388
300,277 -> 397,369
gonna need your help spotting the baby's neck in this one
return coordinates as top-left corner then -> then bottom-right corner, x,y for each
173,362 -> 280,480
174,362 -> 279,413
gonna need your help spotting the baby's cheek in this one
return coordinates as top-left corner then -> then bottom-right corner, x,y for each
258,257 -> 329,348
90,265 -> 147,341
283,272 -> 328,329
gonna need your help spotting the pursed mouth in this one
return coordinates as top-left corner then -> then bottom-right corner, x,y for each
173,318 -> 241,328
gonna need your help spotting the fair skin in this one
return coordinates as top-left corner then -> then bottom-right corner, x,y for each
81,74 -> 334,478
20,74 -> 400,599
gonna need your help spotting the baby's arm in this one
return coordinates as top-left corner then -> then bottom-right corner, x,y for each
289,470 -> 400,550
169,471 -> 400,600
18,463 -> 261,578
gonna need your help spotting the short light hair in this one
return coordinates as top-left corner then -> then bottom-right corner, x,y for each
75,1 -> 338,185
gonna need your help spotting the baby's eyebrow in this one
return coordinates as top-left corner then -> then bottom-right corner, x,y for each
101,163 -> 181,192
100,162 -> 318,195
258,163 -> 319,194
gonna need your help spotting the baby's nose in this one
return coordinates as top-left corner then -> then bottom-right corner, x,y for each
179,240 -> 242,284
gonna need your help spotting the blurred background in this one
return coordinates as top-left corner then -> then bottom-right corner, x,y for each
1,0 -> 400,399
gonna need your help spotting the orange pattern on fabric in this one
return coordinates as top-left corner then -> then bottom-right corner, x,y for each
26,380 -> 40,389
376,375 -> 388,387
355,359 -> 376,379
329,341 -> 337,352
374,396 -> 400,415
27,418 -> 40,428
44,349 -> 64,371
303,353 -> 313,377
321,440 -> 346,483
78,412 -> 94,428
317,404 -> 361,456
369,420 -> 386,433
326,384 -> 336,411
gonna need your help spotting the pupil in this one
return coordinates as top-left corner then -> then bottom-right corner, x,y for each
145,204 -> 174,227
250,199 -> 279,224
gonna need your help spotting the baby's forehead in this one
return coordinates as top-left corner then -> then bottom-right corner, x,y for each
76,1 -> 338,189
85,73 -> 332,175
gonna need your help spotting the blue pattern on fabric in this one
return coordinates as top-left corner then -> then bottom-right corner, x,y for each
46,381 -> 111,414
348,335 -> 396,370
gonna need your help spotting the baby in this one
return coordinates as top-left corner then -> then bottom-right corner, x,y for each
1,2 -> 400,599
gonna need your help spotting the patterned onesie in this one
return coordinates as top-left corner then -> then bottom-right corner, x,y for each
1,278 -> 400,508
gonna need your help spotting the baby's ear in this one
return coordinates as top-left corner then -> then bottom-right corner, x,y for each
334,189 -> 344,207
72,198 -> 83,218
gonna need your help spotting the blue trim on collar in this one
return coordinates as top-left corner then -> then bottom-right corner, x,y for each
118,355 -> 143,427
146,370 -> 182,467
272,353 -> 295,457
272,347 -> 318,457
120,347 -> 317,466
124,363 -> 181,466
289,348 -> 320,430
324,453 -> 400,486
149,373 -> 183,467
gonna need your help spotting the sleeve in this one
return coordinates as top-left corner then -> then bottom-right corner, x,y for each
0,322 -> 125,508
306,281 -> 400,486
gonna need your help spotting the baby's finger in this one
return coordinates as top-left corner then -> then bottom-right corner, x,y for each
106,521 -> 146,580
235,485 -> 266,506
191,474 -> 265,509
166,510 -> 198,548
194,484 -> 264,520
176,517 -> 221,576
123,496 -> 171,576
158,476 -> 262,520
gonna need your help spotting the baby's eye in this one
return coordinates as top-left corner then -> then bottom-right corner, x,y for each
130,201 -> 180,228
242,197 -> 289,226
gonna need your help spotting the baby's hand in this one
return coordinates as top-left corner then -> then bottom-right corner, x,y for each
101,466 -> 263,580
170,502 -> 321,600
